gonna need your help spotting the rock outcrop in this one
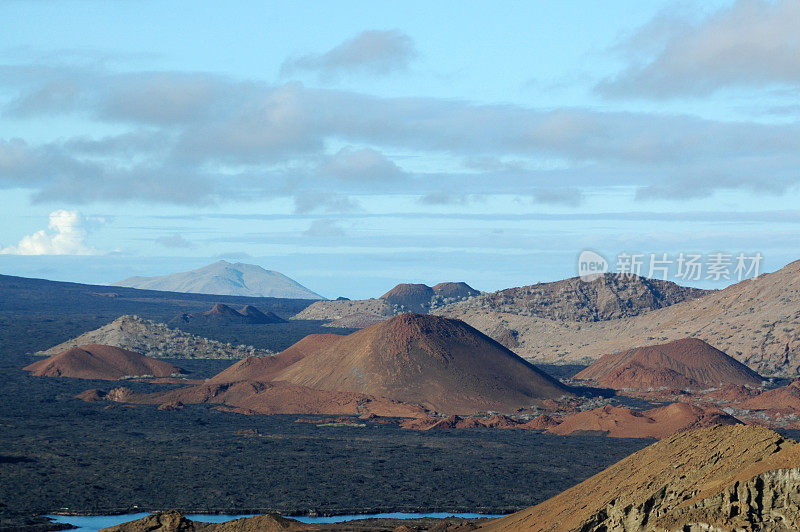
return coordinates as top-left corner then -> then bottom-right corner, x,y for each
442,273 -> 708,322
41,315 -> 273,359
481,424 -> 800,531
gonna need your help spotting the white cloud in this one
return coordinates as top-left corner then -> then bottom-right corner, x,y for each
0,210 -> 101,255
598,0 -> 800,98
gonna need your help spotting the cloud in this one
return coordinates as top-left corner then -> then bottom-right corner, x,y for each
156,233 -> 193,248
4,78 -> 83,117
303,219 -> 346,238
598,0 -> 800,98
531,187 -> 584,206
0,210 -> 101,255
281,30 -> 416,79
319,147 -> 406,181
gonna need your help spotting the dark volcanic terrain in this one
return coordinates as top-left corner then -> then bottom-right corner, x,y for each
0,352 -> 649,524
0,274 -> 351,358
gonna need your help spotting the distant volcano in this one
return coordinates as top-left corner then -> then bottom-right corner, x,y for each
113,260 -> 323,299
171,303 -> 286,325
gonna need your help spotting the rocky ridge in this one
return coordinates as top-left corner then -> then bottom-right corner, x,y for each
437,260 -> 800,376
441,273 -> 709,322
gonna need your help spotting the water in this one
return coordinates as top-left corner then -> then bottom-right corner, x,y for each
47,511 -> 507,531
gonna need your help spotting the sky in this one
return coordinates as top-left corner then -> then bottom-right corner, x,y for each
1,0 -> 800,298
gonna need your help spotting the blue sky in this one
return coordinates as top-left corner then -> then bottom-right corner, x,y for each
1,0 -> 799,298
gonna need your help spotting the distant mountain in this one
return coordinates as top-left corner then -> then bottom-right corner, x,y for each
113,261 -> 323,299
380,283 -> 436,313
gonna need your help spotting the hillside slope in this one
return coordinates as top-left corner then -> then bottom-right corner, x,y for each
438,260 -> 800,376
482,424 -> 800,531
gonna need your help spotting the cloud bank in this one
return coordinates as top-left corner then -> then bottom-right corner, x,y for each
598,0 -> 800,98
2,49 -> 800,206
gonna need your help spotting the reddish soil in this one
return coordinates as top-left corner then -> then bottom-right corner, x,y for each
380,283 -> 436,312
105,380 -> 428,418
547,402 -> 740,439
273,313 -> 571,414
24,344 -> 181,380
432,282 -> 479,300
739,380 -> 800,414
575,338 -> 763,390
209,333 -> 343,384
704,384 -> 760,403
